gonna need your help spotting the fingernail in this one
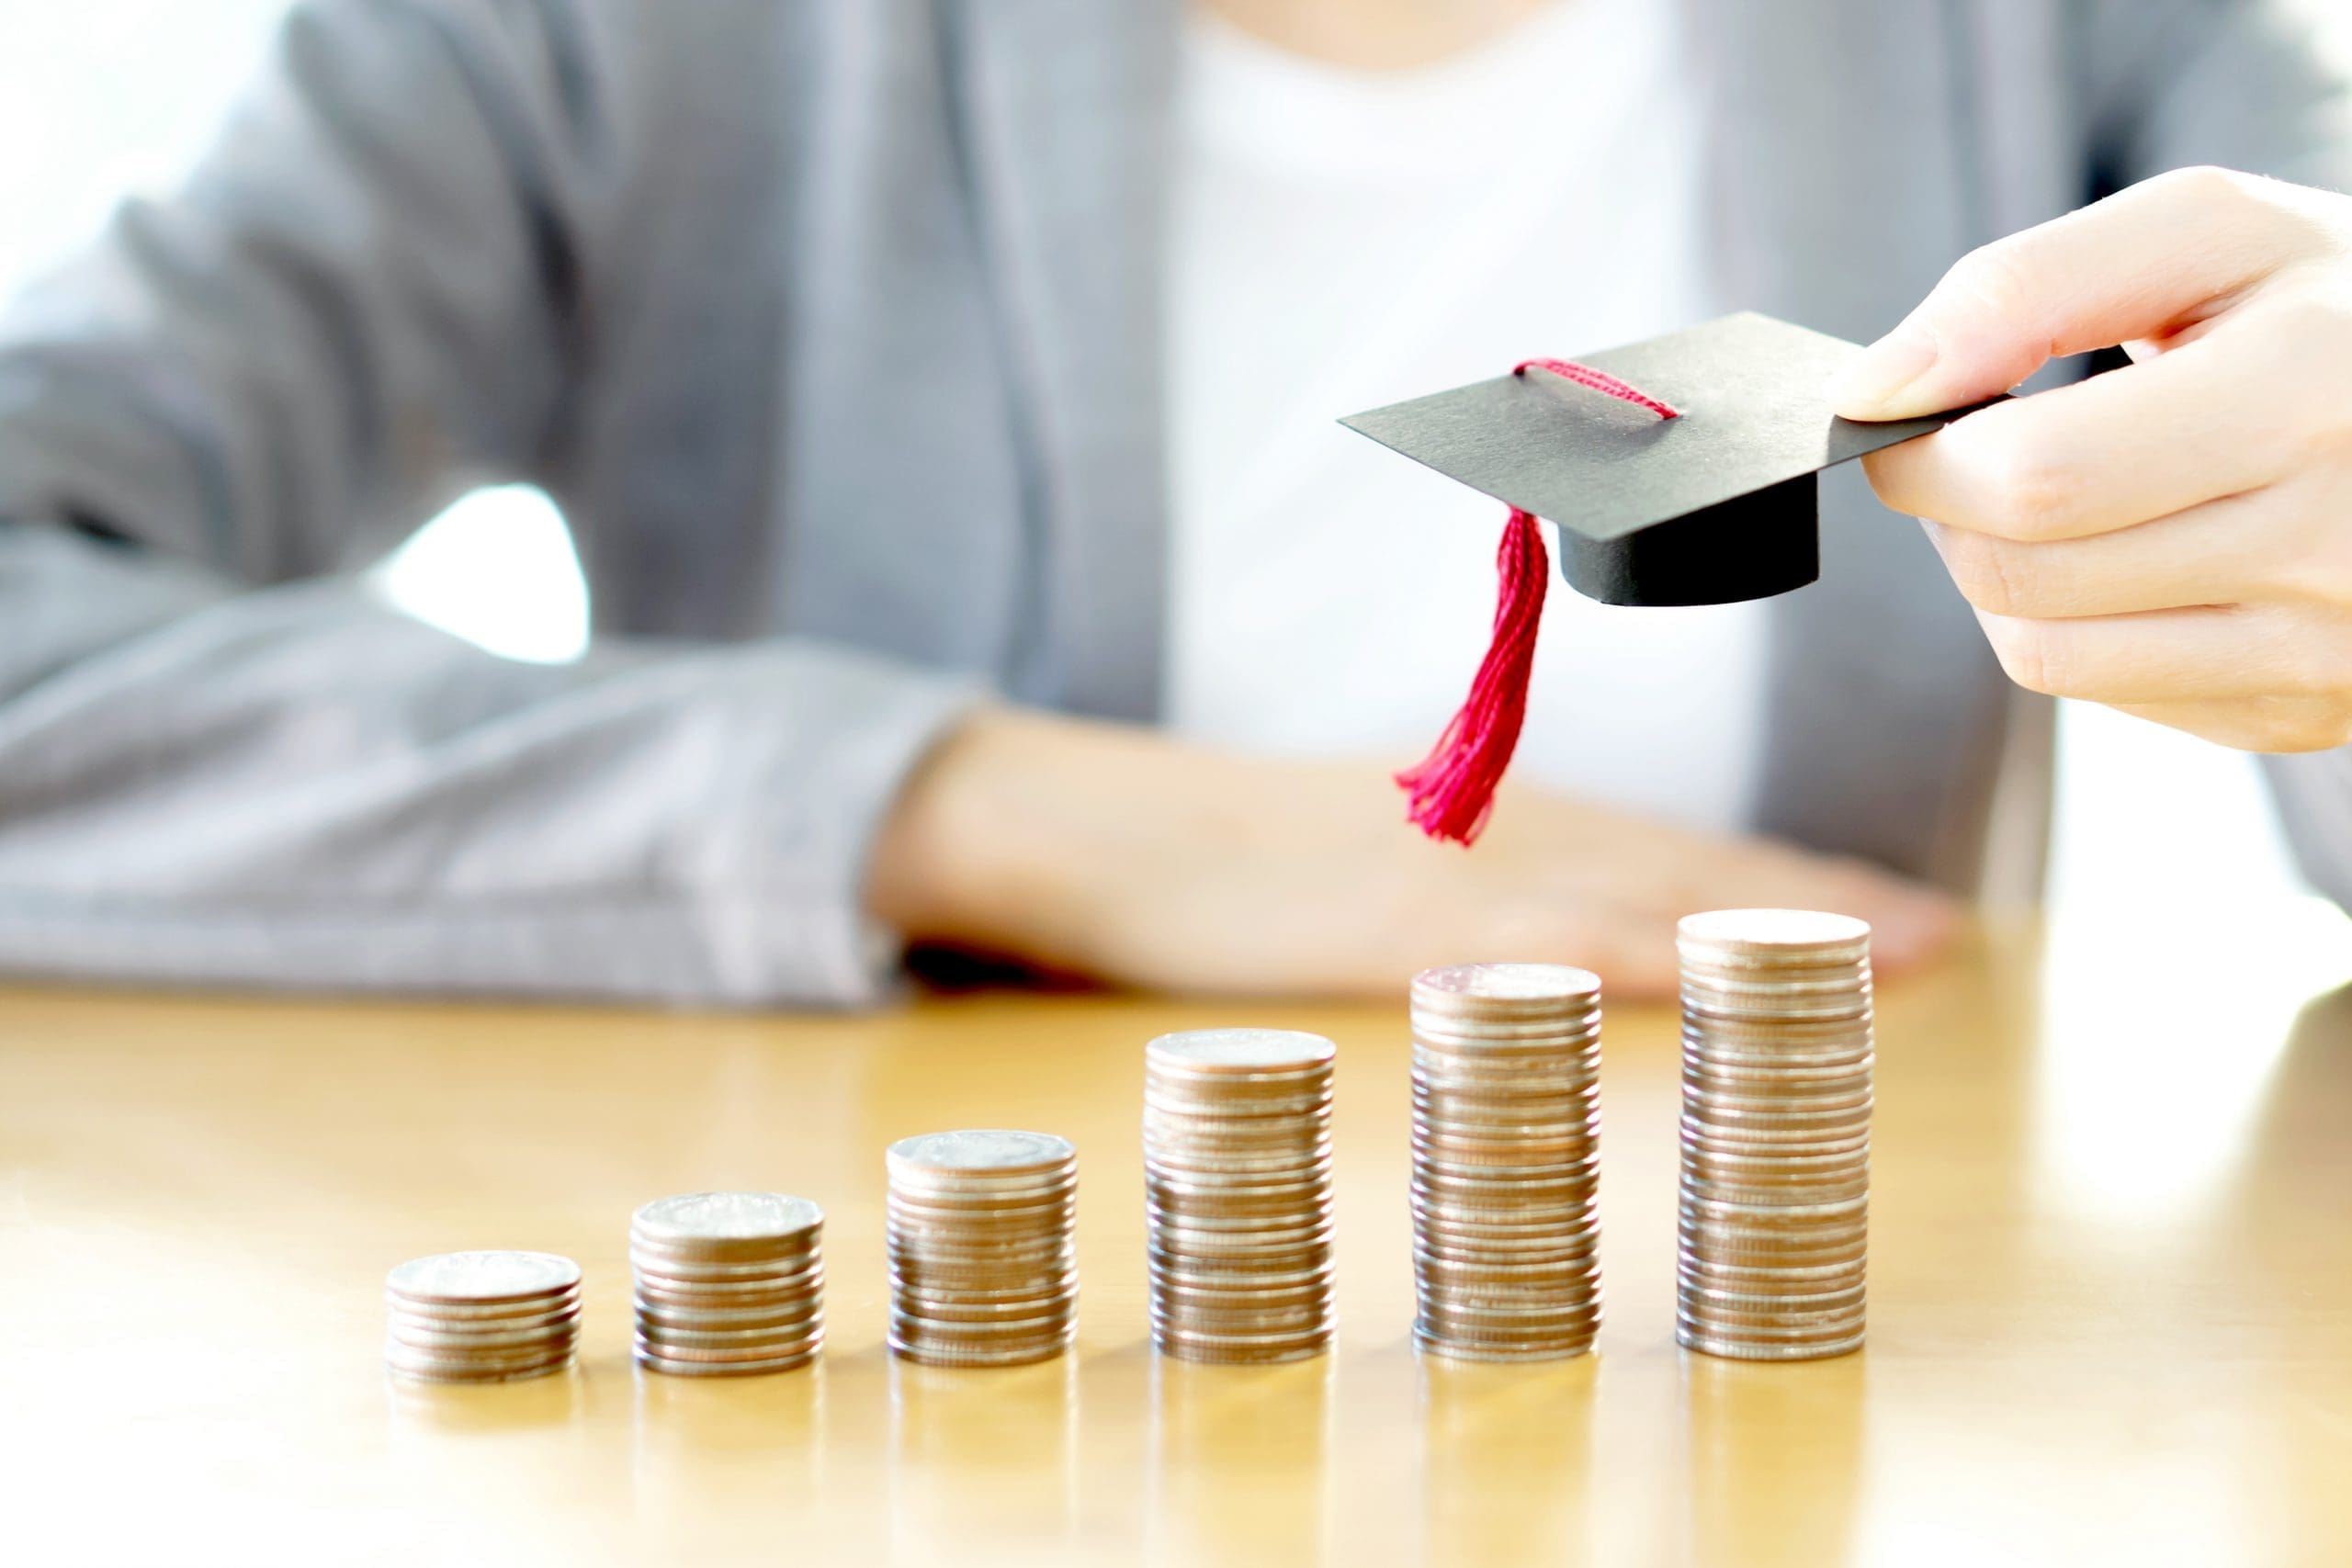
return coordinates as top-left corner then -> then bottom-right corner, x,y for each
1829,318 -> 1939,419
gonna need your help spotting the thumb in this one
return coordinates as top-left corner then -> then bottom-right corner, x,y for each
1829,166 -> 2303,422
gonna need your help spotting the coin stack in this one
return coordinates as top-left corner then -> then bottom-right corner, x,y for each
630,1191 -> 825,1376
1676,908 -> 1873,1361
1143,1029 -> 1338,1364
1408,964 -> 1604,1361
383,1250 -> 582,1383
886,1131 -> 1080,1368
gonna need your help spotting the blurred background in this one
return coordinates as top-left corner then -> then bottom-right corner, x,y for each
3,0 -> 2346,936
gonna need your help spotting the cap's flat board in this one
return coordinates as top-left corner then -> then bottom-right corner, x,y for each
1339,312 -> 1969,543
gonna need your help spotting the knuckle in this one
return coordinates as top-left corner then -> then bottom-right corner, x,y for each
1985,616 -> 2066,695
2267,610 -> 2347,698
2155,164 -> 2267,218
1990,442 -> 2088,540
2248,289 -> 2352,436
2283,712 -> 2352,753
2311,621 -> 2352,701
2152,165 -> 2344,260
2252,697 -> 2352,753
1943,242 -> 2039,331
1940,532 -> 2030,615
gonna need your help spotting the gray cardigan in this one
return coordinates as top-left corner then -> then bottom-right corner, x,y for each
0,0 -> 2347,1005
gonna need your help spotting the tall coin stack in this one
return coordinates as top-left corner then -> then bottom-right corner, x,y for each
1676,908 -> 1872,1361
1143,1029 -> 1338,1364
886,1131 -> 1080,1368
631,1191 -> 825,1376
383,1250 -> 582,1383
1409,964 -> 1605,1361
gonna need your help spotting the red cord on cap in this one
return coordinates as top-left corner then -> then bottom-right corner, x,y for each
1395,360 -> 1681,845
1511,358 -> 1683,421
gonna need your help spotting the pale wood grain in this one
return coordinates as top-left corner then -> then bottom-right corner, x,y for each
2,918 -> 2346,1565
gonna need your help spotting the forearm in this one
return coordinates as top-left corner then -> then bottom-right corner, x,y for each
867,707 -> 1186,973
0,525 -> 977,1007
865,702 -> 1956,999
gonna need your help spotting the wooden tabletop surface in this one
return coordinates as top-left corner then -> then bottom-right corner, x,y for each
4,910 -> 2348,1566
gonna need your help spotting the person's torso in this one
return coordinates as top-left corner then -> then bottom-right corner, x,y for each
1166,0 -> 1778,835
546,0 -> 2104,884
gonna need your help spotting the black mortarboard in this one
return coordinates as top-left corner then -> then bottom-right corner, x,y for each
1339,312 -> 1983,607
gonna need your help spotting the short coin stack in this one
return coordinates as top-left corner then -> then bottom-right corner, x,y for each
886,1131 -> 1080,1368
1676,908 -> 1873,1361
631,1191 -> 825,1376
1143,1029 -> 1338,1364
383,1250 -> 582,1383
1409,964 -> 1605,1361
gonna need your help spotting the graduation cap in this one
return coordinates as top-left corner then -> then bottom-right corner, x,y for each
1340,311 -> 1985,844
1339,311 -> 1981,607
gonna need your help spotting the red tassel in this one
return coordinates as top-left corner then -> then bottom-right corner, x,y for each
1396,360 -> 1681,845
1395,507 -> 1550,844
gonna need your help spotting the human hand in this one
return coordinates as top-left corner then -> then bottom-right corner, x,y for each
1833,166 -> 2352,751
866,708 -> 1956,999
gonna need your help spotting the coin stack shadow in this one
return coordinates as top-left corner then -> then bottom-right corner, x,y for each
383,1250 -> 582,1383
1676,908 -> 1873,1360
1144,1029 -> 1338,1364
631,1191 -> 825,1376
886,1131 -> 1080,1368
1409,964 -> 1605,1360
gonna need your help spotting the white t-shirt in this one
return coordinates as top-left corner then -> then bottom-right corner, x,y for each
1166,0 -> 1771,835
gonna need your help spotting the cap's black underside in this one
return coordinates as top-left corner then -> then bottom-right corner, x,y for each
1559,474 -> 1819,606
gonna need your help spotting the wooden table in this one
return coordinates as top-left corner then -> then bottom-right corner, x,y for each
4,911 -> 2349,1565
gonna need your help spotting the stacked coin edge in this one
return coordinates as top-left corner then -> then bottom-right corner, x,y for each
631,1191 -> 825,1377
1410,964 -> 1605,1361
383,1250 -> 582,1384
1676,908 -> 1873,1361
887,1130 -> 1080,1369
1144,1028 -> 1339,1365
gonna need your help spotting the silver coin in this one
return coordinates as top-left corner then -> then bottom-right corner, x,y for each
636,1306 -> 820,1340
890,1293 -> 1078,1327
1417,1299 -> 1604,1332
386,1250 -> 581,1305
638,1329 -> 828,1363
1146,1028 -> 1338,1076
384,1298 -> 582,1333
1679,1240 -> 1866,1270
1679,1235 -> 1871,1269
1413,1328 -> 1593,1362
1150,1260 -> 1336,1294
888,1128 -> 1076,1178
629,1251 -> 824,1286
890,1312 -> 1076,1344
631,1190 -> 822,1251
1155,1339 -> 1329,1366
1150,1239 -> 1336,1270
388,1348 -> 577,1384
632,1274 -> 822,1312
889,1337 -> 1072,1369
1676,1308 -> 1868,1343
1413,961 -> 1602,1006
886,1216 -> 1078,1248
1678,907 -> 1871,953
635,1288 -> 825,1322
384,1321 -> 578,1359
637,1345 -> 818,1377
1145,1086 -> 1335,1114
1678,1326 -> 1864,1361
1153,1319 -> 1333,1350
1413,1216 -> 1600,1250
384,1340 -> 577,1379
637,1318 -> 828,1353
